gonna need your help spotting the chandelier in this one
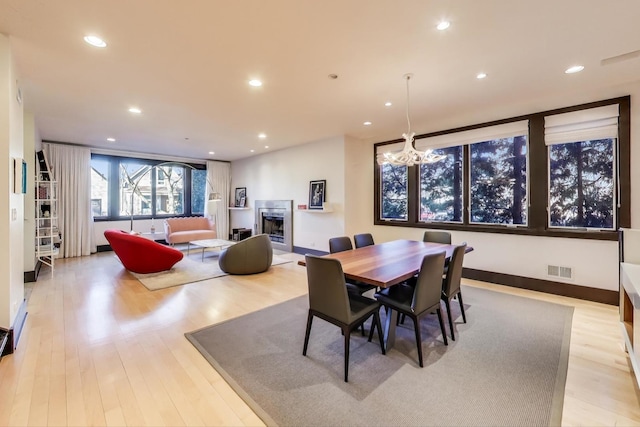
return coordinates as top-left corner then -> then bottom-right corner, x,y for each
376,74 -> 445,166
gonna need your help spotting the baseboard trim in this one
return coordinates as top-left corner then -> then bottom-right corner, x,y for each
293,246 -> 328,257
24,270 -> 36,283
463,268 -> 618,305
3,299 -> 28,356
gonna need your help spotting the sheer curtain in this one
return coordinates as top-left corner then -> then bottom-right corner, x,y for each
205,161 -> 231,240
43,143 -> 96,257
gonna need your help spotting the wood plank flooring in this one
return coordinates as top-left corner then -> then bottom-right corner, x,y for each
0,251 -> 639,426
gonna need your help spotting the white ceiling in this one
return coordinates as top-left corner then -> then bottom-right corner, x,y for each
1,0 -> 639,162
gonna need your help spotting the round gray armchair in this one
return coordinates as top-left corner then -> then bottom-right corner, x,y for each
218,234 -> 274,275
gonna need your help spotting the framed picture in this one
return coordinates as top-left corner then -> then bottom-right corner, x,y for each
235,187 -> 247,207
309,180 -> 326,210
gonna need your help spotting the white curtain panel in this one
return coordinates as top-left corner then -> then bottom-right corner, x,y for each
43,143 -> 96,257
206,161 -> 231,240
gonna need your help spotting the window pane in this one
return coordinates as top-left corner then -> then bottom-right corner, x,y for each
90,157 -> 109,217
120,161 -> 152,216
381,163 -> 408,220
155,165 -> 185,215
549,139 -> 615,229
470,135 -> 527,225
192,169 -> 206,214
419,146 -> 463,222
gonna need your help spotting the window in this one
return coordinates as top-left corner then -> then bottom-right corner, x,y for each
155,165 -> 185,215
470,135 -> 527,225
419,146 -> 463,222
545,104 -> 619,230
191,169 -> 207,214
90,157 -> 109,217
380,163 -> 408,220
548,139 -> 615,229
373,97 -> 629,240
91,154 -> 205,220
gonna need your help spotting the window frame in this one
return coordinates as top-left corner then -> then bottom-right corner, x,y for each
91,154 -> 206,221
373,96 -> 630,241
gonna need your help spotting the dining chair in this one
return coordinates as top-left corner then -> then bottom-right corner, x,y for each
374,252 -> 448,367
303,255 -> 385,382
423,230 -> 452,244
353,233 -> 375,248
441,243 -> 468,341
328,237 -> 377,296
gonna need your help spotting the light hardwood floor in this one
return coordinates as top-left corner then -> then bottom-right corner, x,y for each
0,251 -> 639,426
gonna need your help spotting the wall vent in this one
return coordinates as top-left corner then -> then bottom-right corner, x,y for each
547,264 -> 573,280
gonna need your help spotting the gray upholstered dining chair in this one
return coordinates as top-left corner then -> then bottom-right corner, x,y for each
303,255 -> 385,382
374,252 -> 448,367
328,236 -> 377,296
441,243 -> 468,341
354,233 -> 375,248
423,230 -> 452,244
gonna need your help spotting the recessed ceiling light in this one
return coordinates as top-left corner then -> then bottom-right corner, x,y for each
385,102 -> 392,107
249,79 -> 262,87
106,137 -> 116,142
84,35 -> 107,48
264,145 -> 269,149
476,72 -> 487,79
208,151 -> 215,155
437,21 -> 450,31
128,107 -> 142,114
363,121 -> 372,126
565,65 -> 584,74
258,133 -> 267,139
250,149 -> 255,153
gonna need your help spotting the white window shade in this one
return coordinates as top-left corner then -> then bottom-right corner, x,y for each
414,120 -> 529,150
376,141 -> 405,155
544,104 -> 619,146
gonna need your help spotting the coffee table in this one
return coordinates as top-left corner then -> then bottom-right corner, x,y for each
189,239 -> 235,261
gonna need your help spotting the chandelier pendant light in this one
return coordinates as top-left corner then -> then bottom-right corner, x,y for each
376,74 -> 445,166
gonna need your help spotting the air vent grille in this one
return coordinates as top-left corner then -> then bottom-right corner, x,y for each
547,264 -> 573,280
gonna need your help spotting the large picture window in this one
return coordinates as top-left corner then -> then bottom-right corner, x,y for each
91,154 -> 205,220
419,146 -> 463,222
470,135 -> 527,225
548,139 -> 615,229
373,97 -> 629,241
380,163 -> 408,220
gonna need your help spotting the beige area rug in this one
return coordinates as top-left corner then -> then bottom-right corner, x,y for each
186,286 -> 573,426
130,255 -> 292,291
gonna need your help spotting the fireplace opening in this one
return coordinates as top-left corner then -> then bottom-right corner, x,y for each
262,213 -> 285,243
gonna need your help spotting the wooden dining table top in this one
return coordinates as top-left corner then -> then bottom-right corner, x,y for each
302,239 -> 471,288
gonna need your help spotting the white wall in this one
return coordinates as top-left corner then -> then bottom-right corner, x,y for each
23,111 -> 36,272
0,34 -> 25,329
230,136 -> 346,252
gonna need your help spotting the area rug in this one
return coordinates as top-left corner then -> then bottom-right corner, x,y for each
186,286 -> 573,426
131,255 -> 292,291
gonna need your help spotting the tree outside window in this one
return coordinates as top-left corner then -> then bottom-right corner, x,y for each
419,146 -> 463,222
548,139 -> 614,229
470,136 -> 527,225
380,163 -> 408,220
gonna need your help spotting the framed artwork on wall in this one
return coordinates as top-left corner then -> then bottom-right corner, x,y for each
235,187 -> 247,207
309,180 -> 326,210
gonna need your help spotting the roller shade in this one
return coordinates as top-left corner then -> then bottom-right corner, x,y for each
376,141 -> 405,155
414,120 -> 529,150
544,104 -> 619,146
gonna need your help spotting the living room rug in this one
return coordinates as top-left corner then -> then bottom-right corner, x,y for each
131,255 -> 292,291
186,286 -> 573,427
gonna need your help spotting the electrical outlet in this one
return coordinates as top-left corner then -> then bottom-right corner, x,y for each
11,208 -> 17,221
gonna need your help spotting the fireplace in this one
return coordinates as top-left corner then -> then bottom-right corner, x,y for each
255,200 -> 293,252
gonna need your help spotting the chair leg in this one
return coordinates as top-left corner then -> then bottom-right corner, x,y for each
343,327 -> 350,382
411,315 -> 423,367
302,311 -> 314,356
375,311 -> 385,355
436,308 -> 448,346
367,314 -> 376,342
457,290 -> 467,323
444,298 -> 455,341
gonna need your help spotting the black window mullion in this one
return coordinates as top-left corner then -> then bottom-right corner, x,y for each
462,145 -> 470,225
528,115 -> 547,232
407,165 -> 419,223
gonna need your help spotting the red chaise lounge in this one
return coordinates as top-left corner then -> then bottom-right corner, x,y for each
104,229 -> 184,274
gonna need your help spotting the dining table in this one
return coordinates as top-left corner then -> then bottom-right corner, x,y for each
300,239 -> 473,350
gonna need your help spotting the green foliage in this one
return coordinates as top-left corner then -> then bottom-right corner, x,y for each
381,164 -> 408,220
